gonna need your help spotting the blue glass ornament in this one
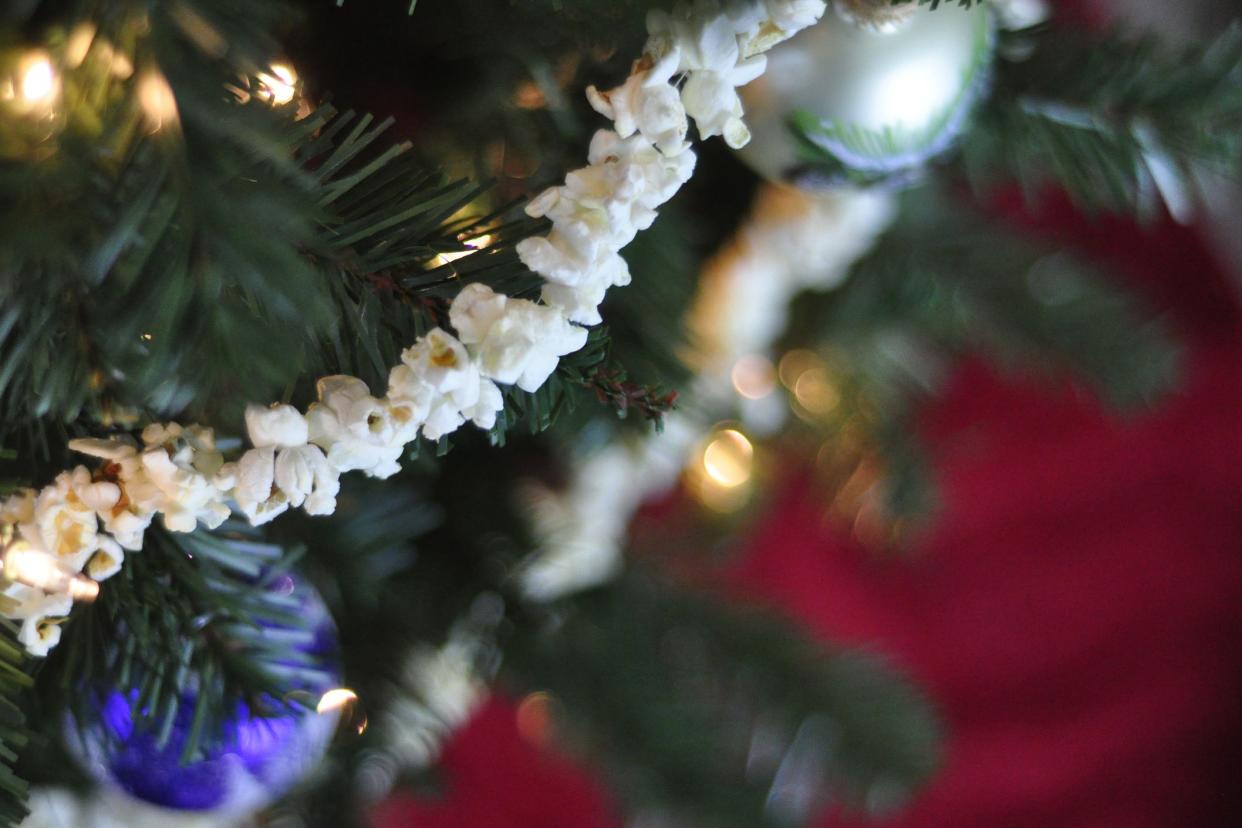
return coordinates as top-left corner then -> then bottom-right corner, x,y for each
68,573 -> 344,817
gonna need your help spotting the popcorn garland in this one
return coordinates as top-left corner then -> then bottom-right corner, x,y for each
0,0 -> 829,657
516,0 -> 1056,605
521,183 -> 896,602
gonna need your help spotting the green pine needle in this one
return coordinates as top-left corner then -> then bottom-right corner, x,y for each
962,24 -> 1242,218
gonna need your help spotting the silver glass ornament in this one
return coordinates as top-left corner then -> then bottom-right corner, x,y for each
737,3 -> 994,188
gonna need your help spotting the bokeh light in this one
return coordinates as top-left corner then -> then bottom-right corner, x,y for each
21,57 -> 55,104
793,366 -> 838,415
689,426 -> 758,513
317,687 -> 368,735
516,691 -> 558,747
1,538 -> 99,601
731,355 -> 777,400
702,429 -> 754,488
777,349 -> 820,389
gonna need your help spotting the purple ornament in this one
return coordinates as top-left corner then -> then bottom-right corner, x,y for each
68,575 -> 343,816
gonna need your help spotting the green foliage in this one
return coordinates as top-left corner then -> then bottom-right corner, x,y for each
572,362 -> 679,428
278,468 -> 937,828
311,0 -> 658,199
962,24 -> 1242,217
285,475 -> 451,692
266,478 -> 445,828
265,456 -> 528,827
490,327 -> 614,442
298,105 -> 544,389
0,56 -> 538,439
781,186 -> 1181,522
1,1 -> 1224,826
505,569 -> 941,827
0,1 -> 329,429
511,331 -> 678,436
358,0 -> 672,20
0,0 -> 683,475
829,190 -> 1180,409
0,626 -> 33,828
605,203 -> 698,395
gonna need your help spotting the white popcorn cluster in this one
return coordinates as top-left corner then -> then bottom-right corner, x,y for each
0,0 -> 828,656
0,424 -> 228,656
526,0 -> 828,325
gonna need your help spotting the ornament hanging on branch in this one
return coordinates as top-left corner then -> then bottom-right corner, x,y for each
736,0 -> 994,188
65,574 -> 347,817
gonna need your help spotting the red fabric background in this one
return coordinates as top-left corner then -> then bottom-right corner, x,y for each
759,191 -> 1242,828
374,189 -> 1242,827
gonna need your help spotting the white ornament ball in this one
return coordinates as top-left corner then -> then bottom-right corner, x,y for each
737,2 -> 994,188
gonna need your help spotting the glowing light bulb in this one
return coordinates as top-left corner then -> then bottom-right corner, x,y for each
2,539 -> 99,601
21,58 -> 54,103
434,233 -> 494,267
257,63 -> 298,106
317,686 -> 367,734
137,70 -> 177,131
17,52 -> 58,110
690,427 -> 756,513
317,687 -> 359,715
701,429 -> 754,489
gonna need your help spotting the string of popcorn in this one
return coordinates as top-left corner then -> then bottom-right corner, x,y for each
0,0 -> 830,656
520,183 -> 896,602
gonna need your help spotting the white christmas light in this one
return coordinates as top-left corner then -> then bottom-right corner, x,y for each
2,539 -> 99,602
257,63 -> 298,105
20,56 -> 55,103
434,233 -> 493,266
701,428 -> 754,488
137,70 -> 177,130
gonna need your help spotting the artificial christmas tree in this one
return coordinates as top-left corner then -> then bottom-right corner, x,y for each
0,0 -> 1238,826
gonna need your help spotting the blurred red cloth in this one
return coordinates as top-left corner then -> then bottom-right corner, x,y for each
748,191 -> 1242,828
373,189 -> 1242,828
371,698 -> 618,828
